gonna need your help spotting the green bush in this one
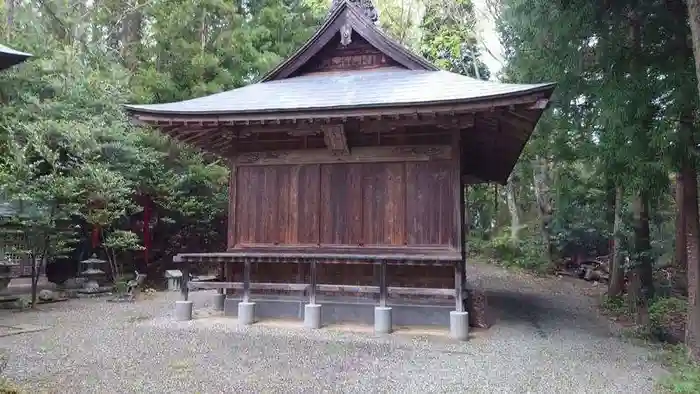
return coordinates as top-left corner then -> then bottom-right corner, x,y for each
472,233 -> 550,273
659,345 -> 700,393
113,280 -> 128,295
648,297 -> 687,343
601,294 -> 629,316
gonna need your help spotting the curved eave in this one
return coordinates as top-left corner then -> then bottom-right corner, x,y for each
0,44 -> 32,71
123,82 -> 556,119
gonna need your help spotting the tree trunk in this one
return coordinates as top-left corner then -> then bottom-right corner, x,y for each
533,156 -> 555,265
30,254 -> 37,308
687,0 -> 700,104
4,0 -> 14,39
679,110 -> 700,361
683,160 -> 700,361
120,1 -> 144,71
608,186 -> 625,297
505,177 -> 520,241
629,190 -> 654,326
684,0 -> 700,361
676,172 -> 688,269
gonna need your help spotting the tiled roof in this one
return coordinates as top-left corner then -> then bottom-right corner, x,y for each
124,67 -> 554,116
0,44 -> 32,71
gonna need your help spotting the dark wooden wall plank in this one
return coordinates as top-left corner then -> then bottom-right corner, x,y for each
233,158 -> 458,250
405,160 -> 456,246
235,166 -> 255,245
276,166 -> 294,244
361,163 -> 406,245
297,164 -> 321,244
259,166 -> 279,244
320,163 -> 363,245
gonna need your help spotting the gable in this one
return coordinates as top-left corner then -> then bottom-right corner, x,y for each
261,0 -> 436,82
291,33 -> 402,76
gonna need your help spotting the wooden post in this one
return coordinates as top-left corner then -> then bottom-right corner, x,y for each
309,259 -> 317,304
455,259 -> 465,312
218,262 -> 225,295
379,260 -> 388,308
178,256 -> 189,302
243,258 -> 251,303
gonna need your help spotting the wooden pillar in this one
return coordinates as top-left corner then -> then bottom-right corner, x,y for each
226,164 -> 237,297
453,128 -> 468,311
178,256 -> 190,302
218,262 -> 225,295
378,260 -> 388,307
309,259 -> 318,304
454,259 -> 465,312
243,258 -> 251,303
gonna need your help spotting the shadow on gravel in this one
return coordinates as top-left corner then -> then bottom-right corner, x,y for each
486,289 -> 611,338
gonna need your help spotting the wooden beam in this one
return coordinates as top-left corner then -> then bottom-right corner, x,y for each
322,124 -> 349,154
360,115 -> 474,134
186,281 -> 454,297
528,98 -> 549,110
163,115 -> 474,137
179,128 -> 216,144
233,145 -> 452,166
177,248 -> 462,263
188,282 -> 310,291
500,111 -> 534,141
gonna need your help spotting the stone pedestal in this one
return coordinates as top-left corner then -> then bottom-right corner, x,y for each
238,301 -> 256,325
304,303 -> 322,329
175,300 -> 193,321
212,293 -> 225,311
449,311 -> 469,341
374,306 -> 392,334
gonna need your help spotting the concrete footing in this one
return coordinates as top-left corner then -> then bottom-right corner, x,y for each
449,311 -> 469,341
212,293 -> 225,311
238,302 -> 256,325
304,303 -> 322,329
374,306 -> 393,334
175,300 -> 193,321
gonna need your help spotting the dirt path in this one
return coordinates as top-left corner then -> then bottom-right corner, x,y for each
468,261 -> 620,337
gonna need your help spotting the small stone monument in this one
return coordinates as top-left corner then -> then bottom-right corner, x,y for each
165,270 -> 183,292
77,254 -> 109,294
0,253 -> 20,298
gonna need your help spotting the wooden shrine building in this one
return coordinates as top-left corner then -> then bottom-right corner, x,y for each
124,0 -> 555,339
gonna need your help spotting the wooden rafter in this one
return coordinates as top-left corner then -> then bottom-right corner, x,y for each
322,124 -> 349,154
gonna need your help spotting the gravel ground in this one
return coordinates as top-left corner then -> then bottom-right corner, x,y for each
0,263 -> 667,394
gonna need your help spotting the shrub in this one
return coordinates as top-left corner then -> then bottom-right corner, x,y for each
659,345 -> 700,393
649,297 -> 687,344
473,233 -> 550,273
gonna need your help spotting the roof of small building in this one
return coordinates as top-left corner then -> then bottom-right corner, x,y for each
0,44 -> 32,71
123,67 -> 554,116
122,0 -> 556,184
124,0 -> 555,119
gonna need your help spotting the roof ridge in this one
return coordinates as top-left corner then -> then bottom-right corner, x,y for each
259,1 -> 437,83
